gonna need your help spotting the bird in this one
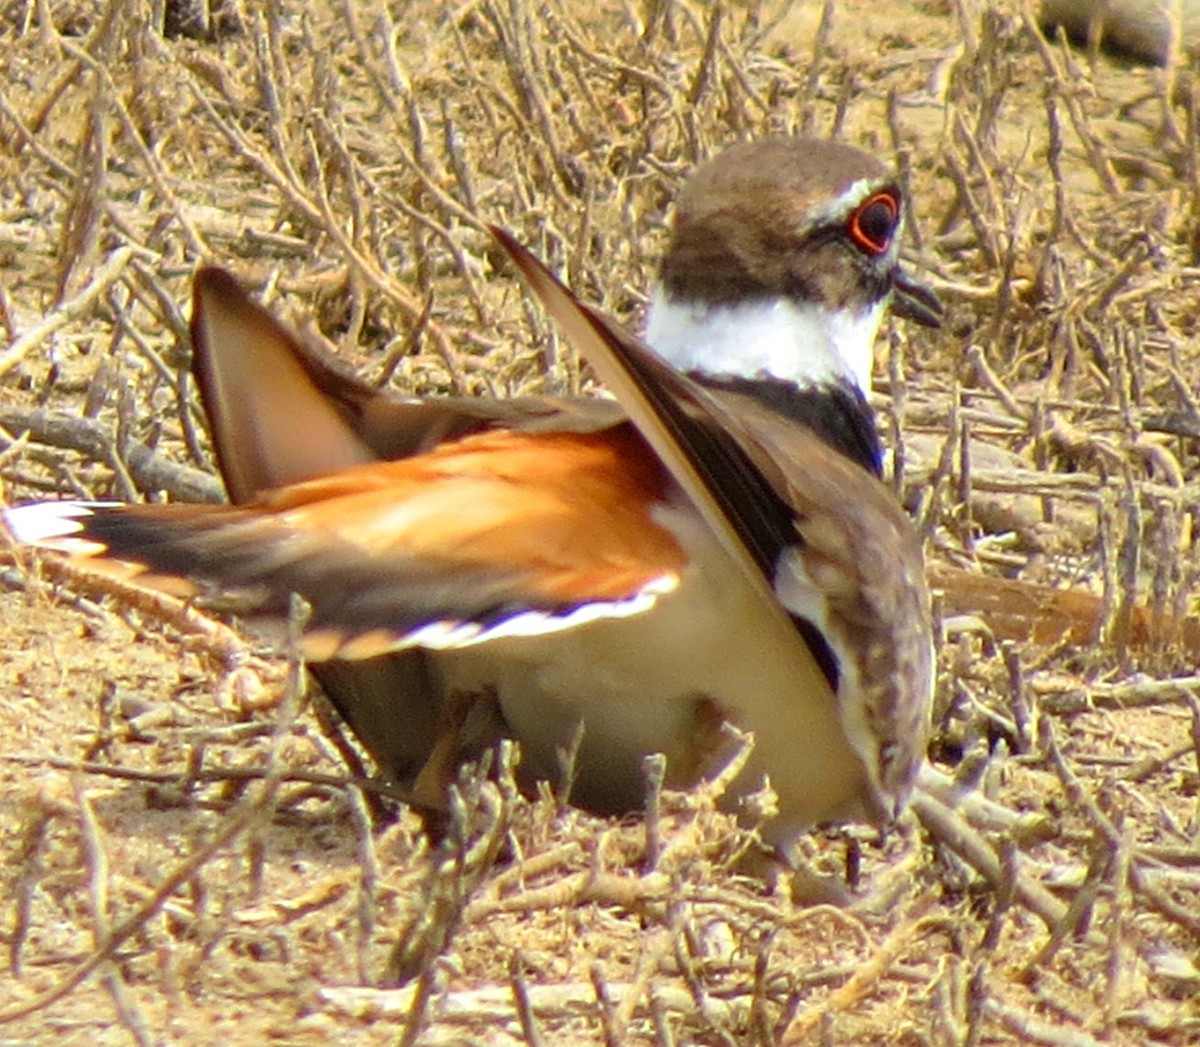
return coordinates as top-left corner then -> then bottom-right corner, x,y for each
4,137 -> 941,857
1040,0 -> 1200,64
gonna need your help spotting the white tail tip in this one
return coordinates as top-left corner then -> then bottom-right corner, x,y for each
3,500 -> 120,553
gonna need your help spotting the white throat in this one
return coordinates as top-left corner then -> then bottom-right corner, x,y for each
644,289 -> 885,394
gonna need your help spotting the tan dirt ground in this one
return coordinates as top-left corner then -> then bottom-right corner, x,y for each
0,0 -> 1198,1043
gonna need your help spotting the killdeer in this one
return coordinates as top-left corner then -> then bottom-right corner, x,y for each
4,138 -> 941,854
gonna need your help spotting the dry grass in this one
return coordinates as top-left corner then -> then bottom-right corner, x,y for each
0,0 -> 1198,1043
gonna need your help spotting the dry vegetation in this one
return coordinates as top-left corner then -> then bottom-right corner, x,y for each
0,0 -> 1198,1043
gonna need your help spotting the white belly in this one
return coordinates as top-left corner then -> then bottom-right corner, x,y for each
432,505 -> 869,848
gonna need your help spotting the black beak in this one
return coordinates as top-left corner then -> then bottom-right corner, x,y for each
892,268 -> 944,328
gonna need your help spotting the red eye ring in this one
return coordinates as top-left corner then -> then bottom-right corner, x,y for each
847,190 -> 900,256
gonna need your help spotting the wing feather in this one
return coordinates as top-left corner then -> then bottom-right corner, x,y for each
191,267 -> 629,500
5,427 -> 684,658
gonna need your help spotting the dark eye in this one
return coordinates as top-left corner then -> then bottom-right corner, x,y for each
847,190 -> 900,256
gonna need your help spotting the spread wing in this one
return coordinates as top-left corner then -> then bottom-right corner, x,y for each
191,268 -> 624,501
491,228 -> 835,669
491,229 -> 932,815
190,267 -> 377,501
187,268 -> 638,787
5,425 -> 685,661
